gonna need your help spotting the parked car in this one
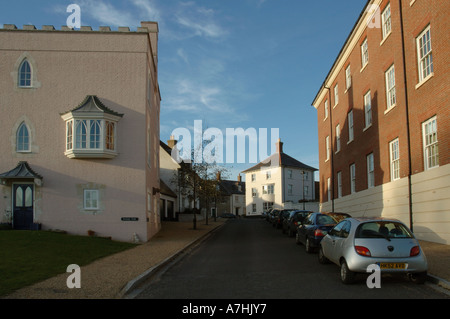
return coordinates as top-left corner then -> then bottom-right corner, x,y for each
219,213 -> 236,219
319,217 -> 428,284
274,209 -> 291,229
323,212 -> 351,223
296,212 -> 337,253
283,210 -> 312,237
268,209 -> 280,224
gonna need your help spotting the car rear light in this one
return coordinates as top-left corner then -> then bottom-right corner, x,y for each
355,246 -> 371,257
410,246 -> 420,257
294,221 -> 298,226
315,229 -> 327,237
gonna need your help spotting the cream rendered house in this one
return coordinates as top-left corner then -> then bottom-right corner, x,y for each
242,139 -> 318,216
0,22 -> 161,242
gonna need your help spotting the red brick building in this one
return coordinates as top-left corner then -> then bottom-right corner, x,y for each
312,0 -> 449,244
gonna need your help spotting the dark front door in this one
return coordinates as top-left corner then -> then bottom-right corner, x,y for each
13,184 -> 34,230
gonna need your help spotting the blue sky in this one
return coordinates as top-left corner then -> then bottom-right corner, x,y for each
1,0 -> 367,181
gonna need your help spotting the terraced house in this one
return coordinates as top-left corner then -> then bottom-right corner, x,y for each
312,0 -> 449,244
0,22 -> 161,242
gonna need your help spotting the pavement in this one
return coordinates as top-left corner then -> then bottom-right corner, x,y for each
3,218 -> 450,299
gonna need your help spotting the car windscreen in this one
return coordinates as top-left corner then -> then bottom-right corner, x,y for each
355,221 -> 414,239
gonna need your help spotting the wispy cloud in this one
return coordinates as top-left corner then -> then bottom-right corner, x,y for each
76,0 -> 136,27
174,2 -> 227,39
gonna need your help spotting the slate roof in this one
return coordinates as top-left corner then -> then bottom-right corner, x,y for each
160,179 -> 177,198
218,180 -> 245,196
60,95 -> 124,117
0,161 -> 43,180
241,152 -> 317,173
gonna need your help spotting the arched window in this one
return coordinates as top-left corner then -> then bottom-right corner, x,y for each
17,122 -> 30,152
18,60 -> 32,87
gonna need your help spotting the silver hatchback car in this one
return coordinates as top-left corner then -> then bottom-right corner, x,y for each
319,217 -> 428,284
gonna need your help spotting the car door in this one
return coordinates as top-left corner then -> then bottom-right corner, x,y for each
332,221 -> 351,261
298,214 -> 313,244
323,221 -> 346,264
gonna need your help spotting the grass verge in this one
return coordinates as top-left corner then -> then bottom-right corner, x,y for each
0,230 -> 136,297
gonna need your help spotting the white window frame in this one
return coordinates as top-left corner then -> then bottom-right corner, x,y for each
385,64 -> 396,110
422,116 -> 439,170
252,188 -> 257,197
18,59 -> 32,88
251,173 -> 256,182
367,153 -> 375,188
350,163 -> 356,194
361,38 -> 369,68
84,189 -> 99,210
416,25 -> 433,84
334,84 -> 339,107
327,177 -> 331,202
337,171 -> 342,198
325,136 -> 330,161
345,65 -> 352,90
364,91 -> 372,129
382,3 -> 392,40
335,124 -> 341,153
16,122 -> 31,153
348,110 -> 354,143
324,100 -> 329,120
389,138 -> 400,181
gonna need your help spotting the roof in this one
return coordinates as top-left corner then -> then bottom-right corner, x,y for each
241,152 -> 317,173
218,180 -> 245,196
60,95 -> 124,117
160,179 -> 177,198
0,161 -> 43,180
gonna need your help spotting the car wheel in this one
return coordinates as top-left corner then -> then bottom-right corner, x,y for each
305,238 -> 313,253
409,272 -> 427,284
318,246 -> 330,264
340,260 -> 356,284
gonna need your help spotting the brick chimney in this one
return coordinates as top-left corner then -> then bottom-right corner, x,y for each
237,174 -> 241,182
276,138 -> 283,154
167,135 -> 177,149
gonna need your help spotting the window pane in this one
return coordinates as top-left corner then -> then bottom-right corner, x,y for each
75,120 -> 87,149
19,60 -> 32,87
90,120 -> 101,149
17,123 -> 30,152
15,187 -> 24,207
25,186 -> 33,207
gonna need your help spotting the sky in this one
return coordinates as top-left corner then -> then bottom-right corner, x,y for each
1,0 -> 367,181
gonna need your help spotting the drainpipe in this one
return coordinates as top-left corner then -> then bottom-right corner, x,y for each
324,86 -> 335,213
398,0 -> 414,231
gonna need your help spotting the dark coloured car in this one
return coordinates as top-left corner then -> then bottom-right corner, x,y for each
273,209 -> 291,229
219,213 -> 236,219
296,213 -> 337,253
283,210 -> 312,237
268,209 -> 280,224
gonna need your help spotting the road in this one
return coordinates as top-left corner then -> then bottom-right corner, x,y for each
132,218 -> 449,299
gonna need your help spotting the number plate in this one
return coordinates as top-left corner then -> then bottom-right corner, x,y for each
378,263 -> 406,269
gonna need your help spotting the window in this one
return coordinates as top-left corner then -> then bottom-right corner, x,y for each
304,186 -> 309,197
288,184 -> 293,195
348,110 -> 354,142
382,4 -> 392,39
417,25 -> 433,83
390,138 -> 400,181
288,169 -> 293,179
367,153 -> 375,188
263,202 -> 273,211
337,171 -> 342,198
345,65 -> 351,90
325,136 -> 330,161
84,189 -> 99,210
350,163 -> 356,194
16,122 -> 30,152
335,124 -> 341,153
266,170 -> 271,179
385,65 -> 396,110
364,91 -> 372,128
61,96 -> 123,159
422,116 -> 439,170
251,173 -> 256,182
361,38 -> 369,68
334,84 -> 339,106
252,188 -> 257,197
327,177 -> 331,201
252,204 -> 257,213
18,60 -> 32,87
263,184 -> 274,195
324,100 -> 329,120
